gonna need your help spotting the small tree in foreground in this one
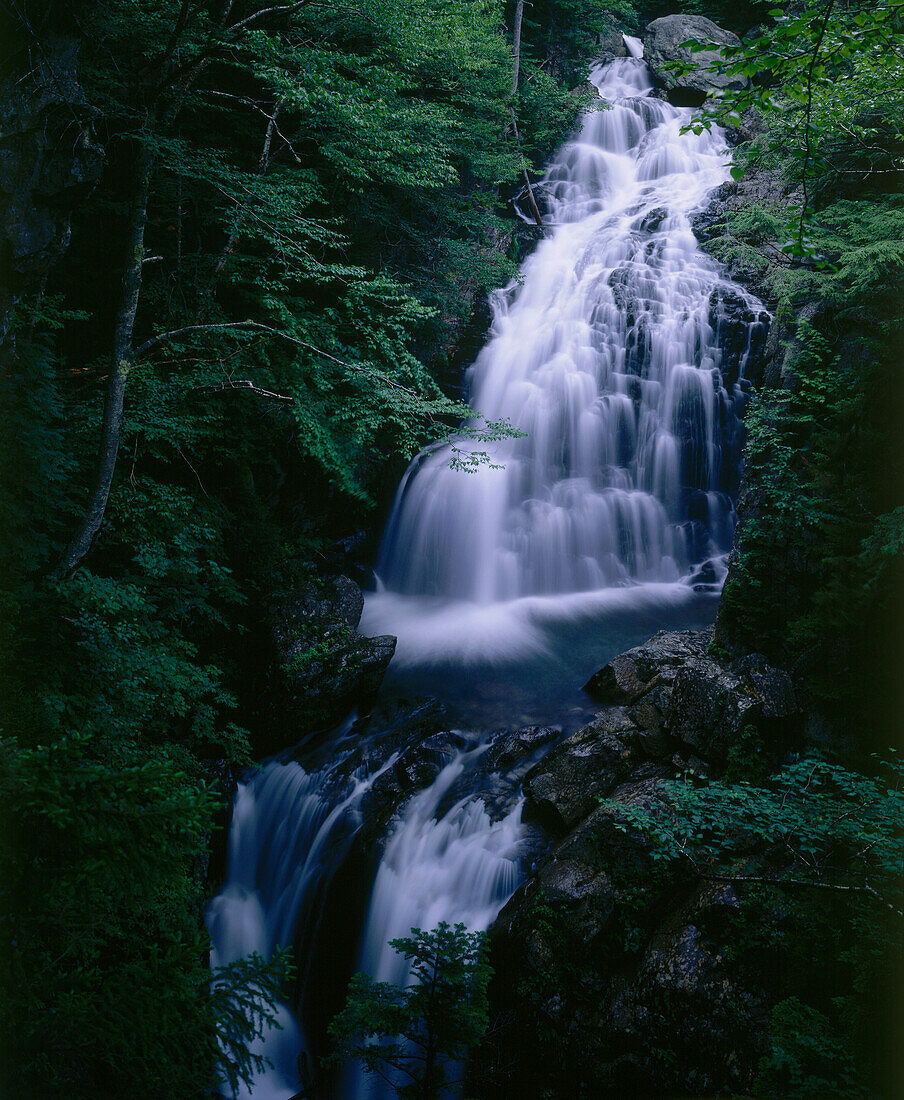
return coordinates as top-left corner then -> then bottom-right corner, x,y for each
329,922 -> 492,1100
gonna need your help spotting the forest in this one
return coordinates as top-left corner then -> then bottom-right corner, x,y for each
1,0 -> 902,1097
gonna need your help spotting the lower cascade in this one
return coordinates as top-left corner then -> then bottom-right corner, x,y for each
209,42 -> 767,1100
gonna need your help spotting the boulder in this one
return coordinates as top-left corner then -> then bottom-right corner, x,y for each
484,725 -> 560,772
731,653 -> 797,719
481,627 -> 801,1097
523,709 -> 638,832
627,684 -> 673,758
583,652 -> 648,704
583,627 -> 712,703
643,15 -> 747,101
666,659 -> 760,766
270,576 -> 396,735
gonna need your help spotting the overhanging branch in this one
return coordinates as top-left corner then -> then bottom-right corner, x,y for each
189,379 -> 295,403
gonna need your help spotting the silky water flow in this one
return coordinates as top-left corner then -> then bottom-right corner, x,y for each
209,43 -> 768,1099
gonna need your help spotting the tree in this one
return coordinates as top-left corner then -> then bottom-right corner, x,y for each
329,922 -> 493,1100
0,2 -> 605,1093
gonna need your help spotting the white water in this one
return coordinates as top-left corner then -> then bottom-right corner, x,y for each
207,746 -> 399,1099
208,740 -> 524,1100
210,43 -> 769,1100
360,755 -> 523,979
347,749 -> 524,1098
365,50 -> 765,659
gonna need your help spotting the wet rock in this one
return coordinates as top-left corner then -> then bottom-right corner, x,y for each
708,284 -> 770,388
627,684 -> 673,758
634,206 -> 668,234
643,15 -> 747,98
482,627 -> 796,1098
270,576 -> 396,736
667,659 -> 763,766
484,725 -> 560,772
583,627 -> 712,703
523,709 -> 639,832
667,660 -> 752,754
583,653 -> 647,704
731,653 -> 797,719
666,85 -> 707,108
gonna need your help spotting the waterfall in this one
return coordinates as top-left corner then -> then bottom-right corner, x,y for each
363,49 -> 765,662
207,743 -> 400,1100
207,735 -> 524,1100
210,42 -> 769,1100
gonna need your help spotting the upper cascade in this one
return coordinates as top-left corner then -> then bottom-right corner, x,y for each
375,53 -> 766,605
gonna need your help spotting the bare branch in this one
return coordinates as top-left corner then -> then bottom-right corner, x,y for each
695,868 -> 902,919
224,0 -> 309,35
133,320 -> 426,399
189,379 -> 295,403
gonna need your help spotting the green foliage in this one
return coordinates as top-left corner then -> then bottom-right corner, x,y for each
0,730 -> 287,1096
723,724 -> 771,784
683,0 -> 904,253
755,997 -> 864,1098
680,16 -> 904,1087
610,755 -> 904,897
605,755 -> 903,1096
329,922 -> 492,1099
707,186 -> 904,730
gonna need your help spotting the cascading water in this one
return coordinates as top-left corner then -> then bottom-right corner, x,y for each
208,727 -> 527,1100
210,41 -> 769,1100
347,749 -> 524,1098
363,46 -> 766,673
207,741 -> 400,1100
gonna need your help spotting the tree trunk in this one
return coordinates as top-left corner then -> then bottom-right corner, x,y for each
53,140 -> 154,578
508,0 -> 543,228
511,0 -> 524,98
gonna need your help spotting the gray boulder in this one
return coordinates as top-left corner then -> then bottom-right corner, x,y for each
583,626 -> 798,770
584,627 -> 712,704
643,15 -> 747,100
523,708 -> 638,831
667,659 -> 761,766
